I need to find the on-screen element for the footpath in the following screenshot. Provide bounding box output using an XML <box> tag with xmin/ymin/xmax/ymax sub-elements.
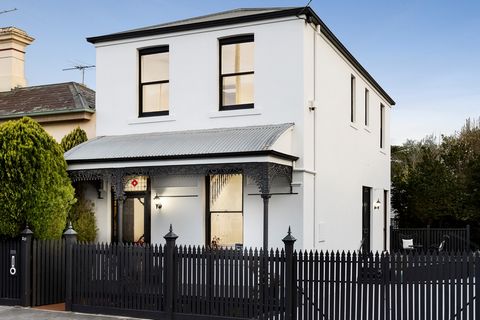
<box><xmin>0</xmin><ymin>306</ymin><xmax>145</xmax><ymax>320</ymax></box>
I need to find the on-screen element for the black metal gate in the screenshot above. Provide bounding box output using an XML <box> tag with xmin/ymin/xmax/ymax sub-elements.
<box><xmin>31</xmin><ymin>239</ymin><xmax>66</xmax><ymax>306</ymax></box>
<box><xmin>0</xmin><ymin>239</ymin><xmax>21</xmax><ymax>305</ymax></box>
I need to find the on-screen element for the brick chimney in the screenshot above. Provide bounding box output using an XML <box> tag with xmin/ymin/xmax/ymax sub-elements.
<box><xmin>0</xmin><ymin>27</ymin><xmax>34</xmax><ymax>92</ymax></box>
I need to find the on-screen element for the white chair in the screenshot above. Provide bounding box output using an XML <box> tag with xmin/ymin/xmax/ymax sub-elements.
<box><xmin>401</xmin><ymin>238</ymin><xmax>415</xmax><ymax>250</ymax></box>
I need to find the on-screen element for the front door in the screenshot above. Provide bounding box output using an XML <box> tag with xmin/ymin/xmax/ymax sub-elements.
<box><xmin>123</xmin><ymin>196</ymin><xmax>147</xmax><ymax>243</ymax></box>
<box><xmin>362</xmin><ymin>186</ymin><xmax>371</xmax><ymax>253</ymax></box>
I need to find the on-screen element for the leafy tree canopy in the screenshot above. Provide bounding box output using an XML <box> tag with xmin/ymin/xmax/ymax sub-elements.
<box><xmin>60</xmin><ymin>126</ymin><xmax>88</xmax><ymax>152</ymax></box>
<box><xmin>0</xmin><ymin>117</ymin><xmax>75</xmax><ymax>239</ymax></box>
<box><xmin>392</xmin><ymin>119</ymin><xmax>480</xmax><ymax>247</ymax></box>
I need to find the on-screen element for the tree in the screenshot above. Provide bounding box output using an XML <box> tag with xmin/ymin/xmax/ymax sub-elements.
<box><xmin>60</xmin><ymin>126</ymin><xmax>88</xmax><ymax>152</ymax></box>
<box><xmin>391</xmin><ymin>118</ymin><xmax>480</xmax><ymax>248</ymax></box>
<box><xmin>61</xmin><ymin>127</ymin><xmax>96</xmax><ymax>241</ymax></box>
<box><xmin>391</xmin><ymin>136</ymin><xmax>441</xmax><ymax>226</ymax></box>
<box><xmin>0</xmin><ymin>117</ymin><xmax>75</xmax><ymax>239</ymax></box>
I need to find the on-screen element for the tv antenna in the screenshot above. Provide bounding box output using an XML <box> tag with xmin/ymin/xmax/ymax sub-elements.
<box><xmin>62</xmin><ymin>65</ymin><xmax>95</xmax><ymax>85</ymax></box>
<box><xmin>0</xmin><ymin>8</ymin><xmax>18</xmax><ymax>15</ymax></box>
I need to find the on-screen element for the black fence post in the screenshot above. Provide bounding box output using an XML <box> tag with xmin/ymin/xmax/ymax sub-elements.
<box><xmin>20</xmin><ymin>226</ymin><xmax>33</xmax><ymax>307</ymax></box>
<box><xmin>283</xmin><ymin>227</ymin><xmax>297</xmax><ymax>320</ymax></box>
<box><xmin>63</xmin><ymin>222</ymin><xmax>77</xmax><ymax>311</ymax></box>
<box><xmin>466</xmin><ymin>225</ymin><xmax>471</xmax><ymax>251</ymax></box>
<box><xmin>164</xmin><ymin>224</ymin><xmax>178</xmax><ymax>319</ymax></box>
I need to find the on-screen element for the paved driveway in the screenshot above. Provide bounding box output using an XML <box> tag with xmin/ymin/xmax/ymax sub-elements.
<box><xmin>0</xmin><ymin>306</ymin><xmax>146</xmax><ymax>320</ymax></box>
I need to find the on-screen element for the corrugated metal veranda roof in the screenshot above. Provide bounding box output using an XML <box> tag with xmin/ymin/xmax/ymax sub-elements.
<box><xmin>65</xmin><ymin>123</ymin><xmax>295</xmax><ymax>163</ymax></box>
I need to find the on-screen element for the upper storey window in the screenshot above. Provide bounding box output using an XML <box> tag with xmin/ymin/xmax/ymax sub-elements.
<box><xmin>219</xmin><ymin>35</ymin><xmax>254</xmax><ymax>110</ymax></box>
<box><xmin>139</xmin><ymin>46</ymin><xmax>169</xmax><ymax>117</ymax></box>
<box><xmin>350</xmin><ymin>75</ymin><xmax>356</xmax><ymax>123</ymax></box>
<box><xmin>380</xmin><ymin>104</ymin><xmax>386</xmax><ymax>148</ymax></box>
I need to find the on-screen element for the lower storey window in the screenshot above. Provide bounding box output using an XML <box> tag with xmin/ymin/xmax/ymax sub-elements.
<box><xmin>222</xmin><ymin>74</ymin><xmax>254</xmax><ymax>107</ymax></box>
<box><xmin>208</xmin><ymin>173</ymin><xmax>243</xmax><ymax>248</ymax></box>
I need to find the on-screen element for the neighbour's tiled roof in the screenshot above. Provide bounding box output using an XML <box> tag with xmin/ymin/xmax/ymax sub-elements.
<box><xmin>65</xmin><ymin>123</ymin><xmax>295</xmax><ymax>163</ymax></box>
<box><xmin>0</xmin><ymin>82</ymin><xmax>95</xmax><ymax>119</ymax></box>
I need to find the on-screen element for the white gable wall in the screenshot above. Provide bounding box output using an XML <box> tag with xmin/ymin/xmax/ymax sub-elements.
<box><xmin>302</xmin><ymin>23</ymin><xmax>391</xmax><ymax>252</ymax></box>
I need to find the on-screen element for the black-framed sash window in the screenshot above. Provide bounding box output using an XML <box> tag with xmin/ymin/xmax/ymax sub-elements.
<box><xmin>139</xmin><ymin>46</ymin><xmax>169</xmax><ymax>117</ymax></box>
<box><xmin>219</xmin><ymin>35</ymin><xmax>254</xmax><ymax>110</ymax></box>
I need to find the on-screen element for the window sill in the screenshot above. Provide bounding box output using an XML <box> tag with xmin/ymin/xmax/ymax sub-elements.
<box><xmin>209</xmin><ymin>108</ymin><xmax>262</xmax><ymax>119</ymax></box>
<box><xmin>379</xmin><ymin>149</ymin><xmax>387</xmax><ymax>155</ymax></box>
<box><xmin>364</xmin><ymin>127</ymin><xmax>371</xmax><ymax>133</ymax></box>
<box><xmin>128</xmin><ymin>115</ymin><xmax>176</xmax><ymax>125</ymax></box>
<box><xmin>349</xmin><ymin>123</ymin><xmax>359</xmax><ymax>130</ymax></box>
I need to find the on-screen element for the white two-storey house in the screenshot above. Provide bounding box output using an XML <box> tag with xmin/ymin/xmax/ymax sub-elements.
<box><xmin>65</xmin><ymin>7</ymin><xmax>395</xmax><ymax>252</ymax></box>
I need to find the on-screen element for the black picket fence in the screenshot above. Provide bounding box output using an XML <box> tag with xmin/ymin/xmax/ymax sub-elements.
<box><xmin>296</xmin><ymin>250</ymin><xmax>479</xmax><ymax>320</ymax></box>
<box><xmin>390</xmin><ymin>225</ymin><xmax>470</xmax><ymax>252</ymax></box>
<box><xmin>68</xmin><ymin>227</ymin><xmax>480</xmax><ymax>320</ymax></box>
<box><xmin>71</xmin><ymin>243</ymin><xmax>288</xmax><ymax>319</ymax></box>
<box><xmin>2</xmin><ymin>226</ymin><xmax>480</xmax><ymax>320</ymax></box>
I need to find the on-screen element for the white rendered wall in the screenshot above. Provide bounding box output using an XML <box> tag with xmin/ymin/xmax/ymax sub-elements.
<box><xmin>150</xmin><ymin>175</ymin><xmax>204</xmax><ymax>245</ymax></box>
<box><xmin>302</xmin><ymin>24</ymin><xmax>391</xmax><ymax>252</ymax></box>
<box><xmin>94</xmin><ymin>18</ymin><xmax>306</xmax><ymax>168</ymax></box>
<box><xmin>243</xmin><ymin>175</ymin><xmax>303</xmax><ymax>250</ymax></box>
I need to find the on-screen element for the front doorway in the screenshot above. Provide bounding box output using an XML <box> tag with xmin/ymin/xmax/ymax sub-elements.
<box><xmin>206</xmin><ymin>174</ymin><xmax>244</xmax><ymax>248</ymax></box>
<box><xmin>362</xmin><ymin>186</ymin><xmax>372</xmax><ymax>253</ymax></box>
<box><xmin>112</xmin><ymin>176</ymin><xmax>151</xmax><ymax>243</ymax></box>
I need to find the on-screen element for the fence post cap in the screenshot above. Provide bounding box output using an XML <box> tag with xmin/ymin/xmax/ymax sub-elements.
<box><xmin>20</xmin><ymin>225</ymin><xmax>33</xmax><ymax>236</ymax></box>
<box><xmin>63</xmin><ymin>221</ymin><xmax>78</xmax><ymax>236</ymax></box>
<box><xmin>282</xmin><ymin>226</ymin><xmax>296</xmax><ymax>244</ymax></box>
<box><xmin>164</xmin><ymin>224</ymin><xmax>178</xmax><ymax>240</ymax></box>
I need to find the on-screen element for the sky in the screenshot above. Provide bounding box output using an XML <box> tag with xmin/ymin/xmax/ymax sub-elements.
<box><xmin>0</xmin><ymin>0</ymin><xmax>479</xmax><ymax>145</ymax></box>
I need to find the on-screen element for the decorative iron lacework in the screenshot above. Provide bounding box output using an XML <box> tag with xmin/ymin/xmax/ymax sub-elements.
<box><xmin>68</xmin><ymin>162</ymin><xmax>292</xmax><ymax>200</ymax></box>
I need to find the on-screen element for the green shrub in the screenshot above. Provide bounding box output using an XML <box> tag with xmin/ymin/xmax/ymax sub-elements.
<box><xmin>61</xmin><ymin>126</ymin><xmax>88</xmax><ymax>152</ymax></box>
<box><xmin>0</xmin><ymin>117</ymin><xmax>75</xmax><ymax>239</ymax></box>
<box><xmin>70</xmin><ymin>195</ymin><xmax>98</xmax><ymax>242</ymax></box>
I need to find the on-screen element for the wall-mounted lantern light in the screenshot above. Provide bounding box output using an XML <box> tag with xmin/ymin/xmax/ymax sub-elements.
<box><xmin>153</xmin><ymin>193</ymin><xmax>162</xmax><ymax>210</ymax></box>
<box><xmin>373</xmin><ymin>198</ymin><xmax>381</xmax><ymax>210</ymax></box>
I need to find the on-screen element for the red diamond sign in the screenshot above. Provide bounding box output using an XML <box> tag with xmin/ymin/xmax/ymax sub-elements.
<box><xmin>131</xmin><ymin>179</ymin><xmax>138</xmax><ymax>187</ymax></box>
